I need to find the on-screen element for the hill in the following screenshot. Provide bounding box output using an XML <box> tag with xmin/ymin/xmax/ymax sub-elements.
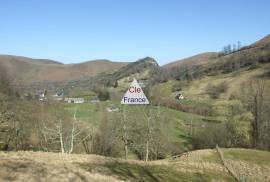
<box><xmin>0</xmin><ymin>55</ymin><xmax>128</xmax><ymax>85</ymax></box>
<box><xmin>0</xmin><ymin>148</ymin><xmax>269</xmax><ymax>181</ymax></box>
<box><xmin>64</xmin><ymin>57</ymin><xmax>159</xmax><ymax>97</ymax></box>
<box><xmin>163</xmin><ymin>52</ymin><xmax>219</xmax><ymax>69</ymax></box>
<box><xmin>248</xmin><ymin>34</ymin><xmax>270</xmax><ymax>48</ymax></box>
<box><xmin>96</xmin><ymin>56</ymin><xmax>159</xmax><ymax>87</ymax></box>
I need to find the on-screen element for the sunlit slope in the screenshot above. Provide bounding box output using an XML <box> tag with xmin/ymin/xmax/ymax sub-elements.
<box><xmin>153</xmin><ymin>63</ymin><xmax>270</xmax><ymax>102</ymax></box>
<box><xmin>163</xmin><ymin>52</ymin><xmax>219</xmax><ymax>69</ymax></box>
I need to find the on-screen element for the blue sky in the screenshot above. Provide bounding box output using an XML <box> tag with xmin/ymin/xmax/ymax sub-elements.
<box><xmin>0</xmin><ymin>0</ymin><xmax>269</xmax><ymax>65</ymax></box>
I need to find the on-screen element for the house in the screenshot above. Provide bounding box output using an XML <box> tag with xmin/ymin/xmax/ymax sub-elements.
<box><xmin>37</xmin><ymin>90</ymin><xmax>47</xmax><ymax>101</ymax></box>
<box><xmin>52</xmin><ymin>91</ymin><xmax>64</xmax><ymax>101</ymax></box>
<box><xmin>56</xmin><ymin>91</ymin><xmax>64</xmax><ymax>97</ymax></box>
<box><xmin>175</xmin><ymin>93</ymin><xmax>184</xmax><ymax>100</ymax></box>
<box><xmin>53</xmin><ymin>96</ymin><xmax>64</xmax><ymax>101</ymax></box>
<box><xmin>138</xmin><ymin>80</ymin><xmax>148</xmax><ymax>88</ymax></box>
<box><xmin>64</xmin><ymin>98</ymin><xmax>85</xmax><ymax>104</ymax></box>
<box><xmin>106</xmin><ymin>104</ymin><xmax>120</xmax><ymax>112</ymax></box>
<box><xmin>90</xmin><ymin>96</ymin><xmax>100</xmax><ymax>103</ymax></box>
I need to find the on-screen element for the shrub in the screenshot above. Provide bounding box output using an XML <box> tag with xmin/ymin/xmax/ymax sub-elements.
<box><xmin>92</xmin><ymin>85</ymin><xmax>111</xmax><ymax>101</ymax></box>
<box><xmin>98</xmin><ymin>90</ymin><xmax>110</xmax><ymax>101</ymax></box>
<box><xmin>206</xmin><ymin>82</ymin><xmax>228</xmax><ymax>99</ymax></box>
<box><xmin>193</xmin><ymin>123</ymin><xmax>227</xmax><ymax>149</ymax></box>
<box><xmin>171</xmin><ymin>81</ymin><xmax>188</xmax><ymax>92</ymax></box>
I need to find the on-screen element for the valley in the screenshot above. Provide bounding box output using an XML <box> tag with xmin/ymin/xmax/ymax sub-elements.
<box><xmin>0</xmin><ymin>34</ymin><xmax>270</xmax><ymax>181</ymax></box>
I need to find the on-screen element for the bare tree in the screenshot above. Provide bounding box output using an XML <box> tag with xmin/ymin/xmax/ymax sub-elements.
<box><xmin>249</xmin><ymin>79</ymin><xmax>266</xmax><ymax>147</ymax></box>
<box><xmin>41</xmin><ymin>106</ymin><xmax>86</xmax><ymax>154</ymax></box>
<box><xmin>142</xmin><ymin>105</ymin><xmax>161</xmax><ymax>162</ymax></box>
<box><xmin>80</xmin><ymin>125</ymin><xmax>95</xmax><ymax>154</ymax></box>
<box><xmin>122</xmin><ymin>106</ymin><xmax>129</xmax><ymax>159</ymax></box>
<box><xmin>237</xmin><ymin>41</ymin><xmax>242</xmax><ymax>50</ymax></box>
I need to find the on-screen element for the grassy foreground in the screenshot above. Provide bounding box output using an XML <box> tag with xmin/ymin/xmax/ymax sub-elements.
<box><xmin>0</xmin><ymin>148</ymin><xmax>269</xmax><ymax>181</ymax></box>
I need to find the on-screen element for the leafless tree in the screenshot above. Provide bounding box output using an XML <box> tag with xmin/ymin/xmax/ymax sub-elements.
<box><xmin>41</xmin><ymin>106</ymin><xmax>87</xmax><ymax>154</ymax></box>
<box><xmin>121</xmin><ymin>106</ymin><xmax>129</xmax><ymax>159</ymax></box>
<box><xmin>248</xmin><ymin>79</ymin><xmax>267</xmax><ymax>147</ymax></box>
<box><xmin>142</xmin><ymin>105</ymin><xmax>161</xmax><ymax>162</ymax></box>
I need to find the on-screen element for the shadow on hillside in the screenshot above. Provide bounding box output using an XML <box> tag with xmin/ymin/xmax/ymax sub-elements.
<box><xmin>78</xmin><ymin>160</ymin><xmax>160</xmax><ymax>182</ymax></box>
<box><xmin>76</xmin><ymin>160</ymin><xmax>217</xmax><ymax>182</ymax></box>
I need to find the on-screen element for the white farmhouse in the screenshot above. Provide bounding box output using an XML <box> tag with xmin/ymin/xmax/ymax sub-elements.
<box><xmin>64</xmin><ymin>98</ymin><xmax>85</xmax><ymax>104</ymax></box>
<box><xmin>175</xmin><ymin>93</ymin><xmax>184</xmax><ymax>100</ymax></box>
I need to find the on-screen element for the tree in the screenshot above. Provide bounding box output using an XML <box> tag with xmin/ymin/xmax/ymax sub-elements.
<box><xmin>240</xmin><ymin>79</ymin><xmax>270</xmax><ymax>149</ymax></box>
<box><xmin>248</xmin><ymin>80</ymin><xmax>267</xmax><ymax>147</ymax></box>
<box><xmin>223</xmin><ymin>45</ymin><xmax>232</xmax><ymax>54</ymax></box>
<box><xmin>122</xmin><ymin>106</ymin><xmax>129</xmax><ymax>159</ymax></box>
<box><xmin>225</xmin><ymin>101</ymin><xmax>251</xmax><ymax>147</ymax></box>
<box><xmin>0</xmin><ymin>65</ymin><xmax>13</xmax><ymax>96</ymax></box>
<box><xmin>232</xmin><ymin>44</ymin><xmax>237</xmax><ymax>52</ymax></box>
<box><xmin>40</xmin><ymin>106</ymin><xmax>86</xmax><ymax>154</ymax></box>
<box><xmin>93</xmin><ymin>110</ymin><xmax>121</xmax><ymax>157</ymax></box>
<box><xmin>142</xmin><ymin>105</ymin><xmax>161</xmax><ymax>162</ymax></box>
<box><xmin>237</xmin><ymin>41</ymin><xmax>242</xmax><ymax>50</ymax></box>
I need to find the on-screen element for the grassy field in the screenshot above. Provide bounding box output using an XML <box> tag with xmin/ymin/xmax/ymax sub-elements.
<box><xmin>223</xmin><ymin>148</ymin><xmax>270</xmax><ymax>167</ymax></box>
<box><xmin>63</xmin><ymin>101</ymin><xmax>209</xmax><ymax>151</ymax></box>
<box><xmin>0</xmin><ymin>148</ymin><xmax>269</xmax><ymax>181</ymax></box>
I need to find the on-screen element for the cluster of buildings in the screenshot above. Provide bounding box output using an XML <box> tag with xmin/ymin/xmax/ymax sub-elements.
<box><xmin>31</xmin><ymin>90</ymin><xmax>101</xmax><ymax>104</ymax></box>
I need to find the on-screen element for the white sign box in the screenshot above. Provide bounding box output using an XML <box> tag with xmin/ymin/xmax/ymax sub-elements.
<box><xmin>121</xmin><ymin>79</ymin><xmax>149</xmax><ymax>105</ymax></box>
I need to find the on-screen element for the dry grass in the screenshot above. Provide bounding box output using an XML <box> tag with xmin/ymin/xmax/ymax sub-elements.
<box><xmin>0</xmin><ymin>151</ymin><xmax>123</xmax><ymax>182</ymax></box>
<box><xmin>0</xmin><ymin>149</ymin><xmax>268</xmax><ymax>182</ymax></box>
<box><xmin>0</xmin><ymin>150</ymin><xmax>234</xmax><ymax>182</ymax></box>
<box><xmin>225</xmin><ymin>159</ymin><xmax>270</xmax><ymax>182</ymax></box>
<box><xmin>222</xmin><ymin>148</ymin><xmax>270</xmax><ymax>182</ymax></box>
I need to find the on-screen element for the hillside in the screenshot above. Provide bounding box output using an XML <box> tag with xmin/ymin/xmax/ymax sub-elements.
<box><xmin>0</xmin><ymin>55</ymin><xmax>128</xmax><ymax>85</ymax></box>
<box><xmin>163</xmin><ymin>34</ymin><xmax>270</xmax><ymax>75</ymax></box>
<box><xmin>64</xmin><ymin>57</ymin><xmax>159</xmax><ymax>97</ymax></box>
<box><xmin>154</xmin><ymin>63</ymin><xmax>270</xmax><ymax>101</ymax></box>
<box><xmin>1</xmin><ymin>34</ymin><xmax>269</xmax><ymax>94</ymax></box>
<box><xmin>163</xmin><ymin>52</ymin><xmax>219</xmax><ymax>69</ymax></box>
<box><xmin>0</xmin><ymin>148</ymin><xmax>269</xmax><ymax>182</ymax></box>
<box><xmin>248</xmin><ymin>34</ymin><xmax>270</xmax><ymax>48</ymax></box>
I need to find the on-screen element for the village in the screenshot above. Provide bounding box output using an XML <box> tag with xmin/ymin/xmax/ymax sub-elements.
<box><xmin>21</xmin><ymin>89</ymin><xmax>123</xmax><ymax>112</ymax></box>
<box><xmin>21</xmin><ymin>81</ymin><xmax>185</xmax><ymax>114</ymax></box>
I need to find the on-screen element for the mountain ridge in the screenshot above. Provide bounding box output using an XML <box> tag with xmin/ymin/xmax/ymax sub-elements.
<box><xmin>1</xmin><ymin>34</ymin><xmax>269</xmax><ymax>90</ymax></box>
<box><xmin>0</xmin><ymin>55</ymin><xmax>128</xmax><ymax>85</ymax></box>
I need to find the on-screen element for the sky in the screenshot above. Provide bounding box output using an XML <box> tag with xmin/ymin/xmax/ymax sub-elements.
<box><xmin>0</xmin><ymin>0</ymin><xmax>270</xmax><ymax>65</ymax></box>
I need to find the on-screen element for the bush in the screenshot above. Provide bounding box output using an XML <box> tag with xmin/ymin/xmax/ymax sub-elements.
<box><xmin>171</xmin><ymin>81</ymin><xmax>187</xmax><ymax>92</ymax></box>
<box><xmin>193</xmin><ymin>102</ymin><xmax>251</xmax><ymax>149</ymax></box>
<box><xmin>206</xmin><ymin>82</ymin><xmax>228</xmax><ymax>99</ymax></box>
<box><xmin>193</xmin><ymin>123</ymin><xmax>227</xmax><ymax>149</ymax></box>
<box><xmin>155</xmin><ymin>98</ymin><xmax>213</xmax><ymax>117</ymax></box>
<box><xmin>92</xmin><ymin>85</ymin><xmax>111</xmax><ymax>101</ymax></box>
<box><xmin>98</xmin><ymin>91</ymin><xmax>110</xmax><ymax>101</ymax></box>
